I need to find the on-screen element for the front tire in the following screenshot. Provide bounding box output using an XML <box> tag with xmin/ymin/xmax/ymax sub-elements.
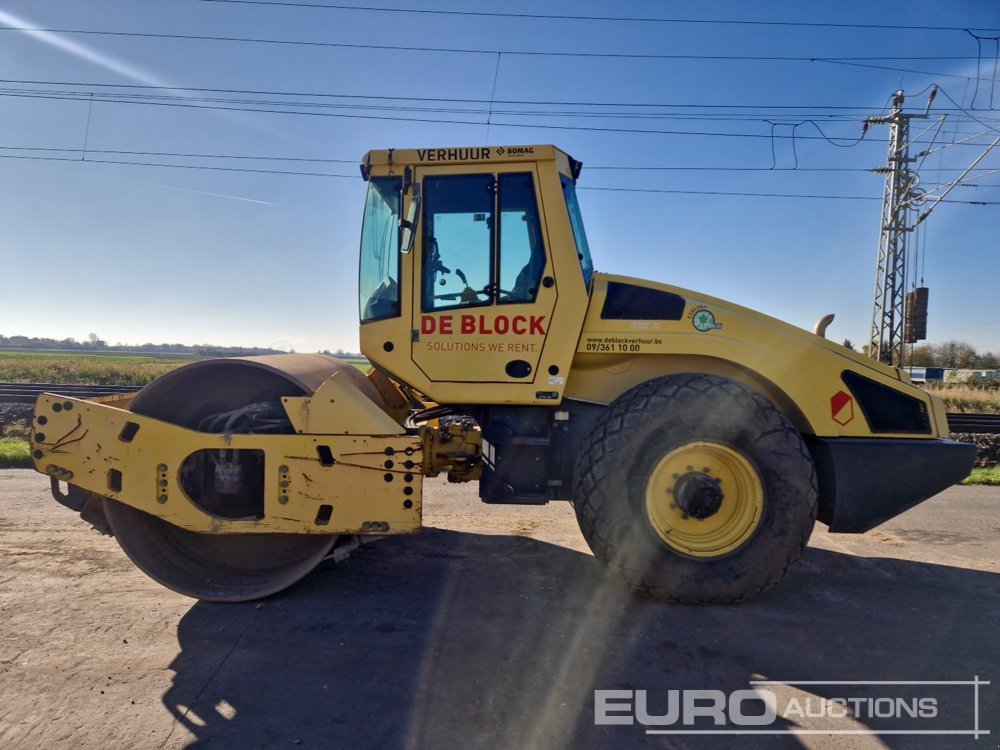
<box><xmin>573</xmin><ymin>374</ymin><xmax>817</xmax><ymax>603</ymax></box>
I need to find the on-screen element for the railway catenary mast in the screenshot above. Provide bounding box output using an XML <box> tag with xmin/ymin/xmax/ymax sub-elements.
<box><xmin>866</xmin><ymin>90</ymin><xmax>929</xmax><ymax>366</ymax></box>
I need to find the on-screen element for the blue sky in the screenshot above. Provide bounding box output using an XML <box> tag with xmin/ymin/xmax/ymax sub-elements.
<box><xmin>1</xmin><ymin>0</ymin><xmax>997</xmax><ymax>354</ymax></box>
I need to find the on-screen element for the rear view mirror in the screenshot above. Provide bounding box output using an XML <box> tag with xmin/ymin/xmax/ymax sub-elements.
<box><xmin>400</xmin><ymin>195</ymin><xmax>420</xmax><ymax>254</ymax></box>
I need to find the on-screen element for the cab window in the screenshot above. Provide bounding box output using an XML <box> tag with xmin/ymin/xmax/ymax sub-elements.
<box><xmin>498</xmin><ymin>173</ymin><xmax>545</xmax><ymax>304</ymax></box>
<box><xmin>359</xmin><ymin>177</ymin><xmax>401</xmax><ymax>322</ymax></box>
<box><xmin>422</xmin><ymin>172</ymin><xmax>546</xmax><ymax>311</ymax></box>
<box><xmin>422</xmin><ymin>174</ymin><xmax>494</xmax><ymax>312</ymax></box>
<box><xmin>561</xmin><ymin>175</ymin><xmax>594</xmax><ymax>286</ymax></box>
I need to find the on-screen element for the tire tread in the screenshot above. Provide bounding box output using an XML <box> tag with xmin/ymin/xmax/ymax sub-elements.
<box><xmin>573</xmin><ymin>374</ymin><xmax>817</xmax><ymax>604</ymax></box>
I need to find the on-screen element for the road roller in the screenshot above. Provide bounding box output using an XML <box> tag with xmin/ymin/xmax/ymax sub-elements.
<box><xmin>30</xmin><ymin>144</ymin><xmax>975</xmax><ymax>602</ymax></box>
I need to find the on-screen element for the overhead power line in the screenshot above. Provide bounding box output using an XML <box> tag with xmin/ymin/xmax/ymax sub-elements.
<box><xmin>0</xmin><ymin>152</ymin><xmax>355</xmax><ymax>178</ymax></box>
<box><xmin>196</xmin><ymin>1</ymin><xmax>1000</xmax><ymax>34</ymax></box>
<box><xmin>587</xmin><ymin>165</ymin><xmax>994</xmax><ymax>173</ymax></box>
<box><xmin>0</xmin><ymin>145</ymin><xmax>991</xmax><ymax>175</ymax></box>
<box><xmin>0</xmin><ymin>145</ymin><xmax>355</xmax><ymax>163</ymax></box>
<box><xmin>0</xmin><ymin>89</ymin><xmax>873</xmax><ymax>142</ymax></box>
<box><xmin>3</xmin><ymin>152</ymin><xmax>997</xmax><ymax>206</ymax></box>
<box><xmin>0</xmin><ymin>90</ymin><xmax>866</xmax><ymax>123</ymax></box>
<box><xmin>4</xmin><ymin>85</ymin><xmax>999</xmax><ymax>130</ymax></box>
<box><xmin>579</xmin><ymin>185</ymin><xmax>1000</xmax><ymax>204</ymax></box>
<box><xmin>814</xmin><ymin>59</ymin><xmax>972</xmax><ymax>80</ymax></box>
<box><xmin>935</xmin><ymin>85</ymin><xmax>1000</xmax><ymax>132</ymax></box>
<box><xmin>11</xmin><ymin>88</ymin><xmax>998</xmax><ymax>132</ymax></box>
<box><xmin>4</xmin><ymin>78</ymin><xmax>995</xmax><ymax>114</ymax></box>
<box><xmin>10</xmin><ymin>89</ymin><xmax>999</xmax><ymax>147</ymax></box>
<box><xmin>0</xmin><ymin>26</ymin><xmax>983</xmax><ymax>64</ymax></box>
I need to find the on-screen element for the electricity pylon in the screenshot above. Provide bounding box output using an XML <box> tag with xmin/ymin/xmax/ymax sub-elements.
<box><xmin>867</xmin><ymin>90</ymin><xmax>928</xmax><ymax>366</ymax></box>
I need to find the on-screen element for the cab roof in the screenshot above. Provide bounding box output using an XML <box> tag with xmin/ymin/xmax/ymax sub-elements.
<box><xmin>360</xmin><ymin>144</ymin><xmax>582</xmax><ymax>181</ymax></box>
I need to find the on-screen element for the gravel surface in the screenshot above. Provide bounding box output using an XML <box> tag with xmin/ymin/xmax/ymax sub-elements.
<box><xmin>1</xmin><ymin>471</ymin><xmax>997</xmax><ymax>749</ymax></box>
<box><xmin>0</xmin><ymin>404</ymin><xmax>32</xmax><ymax>438</ymax></box>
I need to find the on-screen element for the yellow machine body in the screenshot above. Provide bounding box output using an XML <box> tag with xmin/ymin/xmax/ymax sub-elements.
<box><xmin>357</xmin><ymin>145</ymin><xmax>947</xmax><ymax>440</ymax></box>
<box><xmin>29</xmin><ymin>143</ymin><xmax>975</xmax><ymax>603</ymax></box>
<box><xmin>568</xmin><ymin>274</ymin><xmax>952</xmax><ymax>439</ymax></box>
<box><xmin>34</xmin><ymin>384</ymin><xmax>421</xmax><ymax>535</ymax></box>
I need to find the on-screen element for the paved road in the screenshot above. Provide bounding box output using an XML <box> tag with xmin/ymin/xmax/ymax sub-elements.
<box><xmin>0</xmin><ymin>470</ymin><xmax>997</xmax><ymax>749</ymax></box>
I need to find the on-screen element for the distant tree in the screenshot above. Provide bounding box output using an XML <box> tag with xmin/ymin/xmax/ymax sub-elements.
<box><xmin>973</xmin><ymin>351</ymin><xmax>1000</xmax><ymax>369</ymax></box>
<box><xmin>909</xmin><ymin>344</ymin><xmax>936</xmax><ymax>366</ymax></box>
<box><xmin>936</xmin><ymin>340</ymin><xmax>978</xmax><ymax>368</ymax></box>
<box><xmin>841</xmin><ymin>338</ymin><xmax>854</xmax><ymax>351</ymax></box>
<box><xmin>899</xmin><ymin>341</ymin><xmax>1000</xmax><ymax>369</ymax></box>
<box><xmin>0</xmin><ymin>333</ymin><xmax>286</xmax><ymax>357</ymax></box>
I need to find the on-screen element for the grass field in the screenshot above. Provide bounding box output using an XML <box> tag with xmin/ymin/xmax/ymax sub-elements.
<box><xmin>0</xmin><ymin>351</ymin><xmax>370</xmax><ymax>385</ymax></box>
<box><xmin>0</xmin><ymin>438</ymin><xmax>30</xmax><ymax>469</ymax></box>
<box><xmin>0</xmin><ymin>352</ymin><xmax>190</xmax><ymax>386</ymax></box>
<box><xmin>0</xmin><ymin>352</ymin><xmax>370</xmax><ymax>471</ymax></box>
<box><xmin>962</xmin><ymin>467</ymin><xmax>1000</xmax><ymax>485</ymax></box>
<box><xmin>922</xmin><ymin>383</ymin><xmax>1000</xmax><ymax>414</ymax></box>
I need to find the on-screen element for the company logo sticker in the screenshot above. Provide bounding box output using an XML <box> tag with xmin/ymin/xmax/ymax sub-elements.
<box><xmin>690</xmin><ymin>307</ymin><xmax>722</xmax><ymax>332</ymax></box>
<box><xmin>831</xmin><ymin>390</ymin><xmax>855</xmax><ymax>425</ymax></box>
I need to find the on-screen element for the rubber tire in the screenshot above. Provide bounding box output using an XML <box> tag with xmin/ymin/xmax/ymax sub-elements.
<box><xmin>573</xmin><ymin>373</ymin><xmax>817</xmax><ymax>603</ymax></box>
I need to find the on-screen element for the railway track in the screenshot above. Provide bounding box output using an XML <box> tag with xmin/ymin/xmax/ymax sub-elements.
<box><xmin>2</xmin><ymin>382</ymin><xmax>1000</xmax><ymax>433</ymax></box>
<box><xmin>0</xmin><ymin>382</ymin><xmax>141</xmax><ymax>404</ymax></box>
<box><xmin>944</xmin><ymin>413</ymin><xmax>1000</xmax><ymax>434</ymax></box>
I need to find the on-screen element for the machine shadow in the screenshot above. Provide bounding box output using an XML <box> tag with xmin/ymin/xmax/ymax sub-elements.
<box><xmin>165</xmin><ymin>528</ymin><xmax>999</xmax><ymax>750</ymax></box>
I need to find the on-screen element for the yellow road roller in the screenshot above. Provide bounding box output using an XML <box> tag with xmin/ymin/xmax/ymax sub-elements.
<box><xmin>30</xmin><ymin>145</ymin><xmax>975</xmax><ymax>602</ymax></box>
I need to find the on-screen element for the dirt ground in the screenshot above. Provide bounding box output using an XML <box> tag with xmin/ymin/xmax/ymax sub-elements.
<box><xmin>0</xmin><ymin>470</ymin><xmax>997</xmax><ymax>750</ymax></box>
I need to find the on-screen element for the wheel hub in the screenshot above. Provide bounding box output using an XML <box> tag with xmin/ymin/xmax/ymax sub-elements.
<box><xmin>644</xmin><ymin>441</ymin><xmax>764</xmax><ymax>558</ymax></box>
<box><xmin>673</xmin><ymin>472</ymin><xmax>724</xmax><ymax>519</ymax></box>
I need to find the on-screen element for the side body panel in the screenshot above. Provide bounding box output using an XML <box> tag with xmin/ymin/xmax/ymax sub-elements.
<box><xmin>567</xmin><ymin>274</ymin><xmax>950</xmax><ymax>439</ymax></box>
<box><xmin>33</xmin><ymin>392</ymin><xmax>422</xmax><ymax>535</ymax></box>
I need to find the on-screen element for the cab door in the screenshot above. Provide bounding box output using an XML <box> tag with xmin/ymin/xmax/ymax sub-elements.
<box><xmin>411</xmin><ymin>165</ymin><xmax>556</xmax><ymax>384</ymax></box>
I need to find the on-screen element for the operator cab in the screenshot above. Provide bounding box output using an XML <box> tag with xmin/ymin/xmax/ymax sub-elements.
<box><xmin>357</xmin><ymin>145</ymin><xmax>593</xmax><ymax>405</ymax></box>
